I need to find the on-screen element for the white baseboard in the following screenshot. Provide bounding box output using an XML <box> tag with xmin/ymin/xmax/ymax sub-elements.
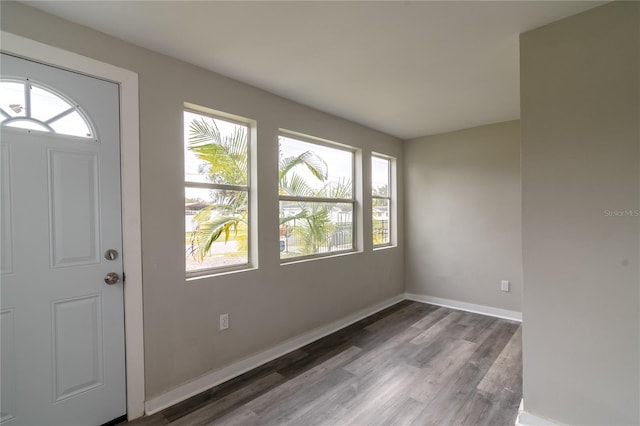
<box><xmin>516</xmin><ymin>399</ymin><xmax>564</xmax><ymax>426</ymax></box>
<box><xmin>405</xmin><ymin>293</ymin><xmax>522</xmax><ymax>322</ymax></box>
<box><xmin>144</xmin><ymin>293</ymin><xmax>405</xmax><ymax>415</ymax></box>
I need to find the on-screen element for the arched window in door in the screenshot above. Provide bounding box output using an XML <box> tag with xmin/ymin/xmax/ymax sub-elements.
<box><xmin>0</xmin><ymin>79</ymin><xmax>96</xmax><ymax>140</ymax></box>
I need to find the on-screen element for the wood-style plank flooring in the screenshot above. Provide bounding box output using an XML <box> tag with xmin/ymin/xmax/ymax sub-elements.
<box><xmin>126</xmin><ymin>301</ymin><xmax>522</xmax><ymax>426</ymax></box>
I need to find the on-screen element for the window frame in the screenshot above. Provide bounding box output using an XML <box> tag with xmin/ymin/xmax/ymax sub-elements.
<box><xmin>278</xmin><ymin>131</ymin><xmax>358</xmax><ymax>263</ymax></box>
<box><xmin>184</xmin><ymin>106</ymin><xmax>253</xmax><ymax>278</ymax></box>
<box><xmin>372</xmin><ymin>153</ymin><xmax>393</xmax><ymax>249</ymax></box>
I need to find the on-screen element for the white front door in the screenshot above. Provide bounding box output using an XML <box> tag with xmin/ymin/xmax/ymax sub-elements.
<box><xmin>0</xmin><ymin>53</ymin><xmax>126</xmax><ymax>425</ymax></box>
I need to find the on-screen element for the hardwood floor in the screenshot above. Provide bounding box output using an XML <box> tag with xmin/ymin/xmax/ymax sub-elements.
<box><xmin>126</xmin><ymin>301</ymin><xmax>522</xmax><ymax>426</ymax></box>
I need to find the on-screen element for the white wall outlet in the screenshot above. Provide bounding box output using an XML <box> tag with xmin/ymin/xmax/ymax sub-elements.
<box><xmin>501</xmin><ymin>280</ymin><xmax>510</xmax><ymax>292</ymax></box>
<box><xmin>219</xmin><ymin>313</ymin><xmax>229</xmax><ymax>330</ymax></box>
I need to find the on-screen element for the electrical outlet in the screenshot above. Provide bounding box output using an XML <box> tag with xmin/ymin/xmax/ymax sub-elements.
<box><xmin>501</xmin><ymin>280</ymin><xmax>510</xmax><ymax>292</ymax></box>
<box><xmin>219</xmin><ymin>313</ymin><xmax>229</xmax><ymax>330</ymax></box>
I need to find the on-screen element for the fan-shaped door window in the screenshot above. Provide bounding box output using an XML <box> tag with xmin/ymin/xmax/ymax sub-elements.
<box><xmin>0</xmin><ymin>79</ymin><xmax>95</xmax><ymax>139</ymax></box>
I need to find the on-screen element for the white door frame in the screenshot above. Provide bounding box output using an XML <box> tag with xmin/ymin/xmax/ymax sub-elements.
<box><xmin>1</xmin><ymin>31</ymin><xmax>145</xmax><ymax>420</ymax></box>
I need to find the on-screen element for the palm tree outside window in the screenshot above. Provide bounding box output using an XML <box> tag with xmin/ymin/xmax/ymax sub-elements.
<box><xmin>184</xmin><ymin>109</ymin><xmax>251</xmax><ymax>275</ymax></box>
<box><xmin>278</xmin><ymin>134</ymin><xmax>356</xmax><ymax>260</ymax></box>
<box><xmin>184</xmin><ymin>108</ymin><xmax>358</xmax><ymax>271</ymax></box>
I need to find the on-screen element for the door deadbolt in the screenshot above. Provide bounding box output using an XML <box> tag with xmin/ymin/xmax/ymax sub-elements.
<box><xmin>104</xmin><ymin>249</ymin><xmax>119</xmax><ymax>261</ymax></box>
<box><xmin>104</xmin><ymin>272</ymin><xmax>120</xmax><ymax>285</ymax></box>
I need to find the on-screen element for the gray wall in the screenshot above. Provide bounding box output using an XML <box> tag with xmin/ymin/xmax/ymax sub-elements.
<box><xmin>520</xmin><ymin>2</ymin><xmax>639</xmax><ymax>424</ymax></box>
<box><xmin>404</xmin><ymin>121</ymin><xmax>522</xmax><ymax>313</ymax></box>
<box><xmin>0</xmin><ymin>2</ymin><xmax>405</xmax><ymax>399</ymax></box>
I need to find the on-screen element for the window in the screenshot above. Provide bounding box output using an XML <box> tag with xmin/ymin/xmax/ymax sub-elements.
<box><xmin>279</xmin><ymin>134</ymin><xmax>355</xmax><ymax>260</ymax></box>
<box><xmin>372</xmin><ymin>154</ymin><xmax>392</xmax><ymax>247</ymax></box>
<box><xmin>0</xmin><ymin>79</ymin><xmax>94</xmax><ymax>139</ymax></box>
<box><xmin>184</xmin><ymin>109</ymin><xmax>250</xmax><ymax>275</ymax></box>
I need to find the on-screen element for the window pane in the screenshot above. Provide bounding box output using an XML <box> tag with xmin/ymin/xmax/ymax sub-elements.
<box><xmin>373</xmin><ymin>198</ymin><xmax>390</xmax><ymax>245</ymax></box>
<box><xmin>0</xmin><ymin>82</ymin><xmax>25</xmax><ymax>118</ymax></box>
<box><xmin>30</xmin><ymin>85</ymin><xmax>72</xmax><ymax>122</ymax></box>
<box><xmin>5</xmin><ymin>119</ymin><xmax>49</xmax><ymax>132</ymax></box>
<box><xmin>279</xmin><ymin>136</ymin><xmax>353</xmax><ymax>199</ymax></box>
<box><xmin>186</xmin><ymin>187</ymin><xmax>248</xmax><ymax>272</ymax></box>
<box><xmin>184</xmin><ymin>111</ymin><xmax>248</xmax><ymax>186</ymax></box>
<box><xmin>280</xmin><ymin>200</ymin><xmax>353</xmax><ymax>259</ymax></box>
<box><xmin>372</xmin><ymin>156</ymin><xmax>390</xmax><ymax>197</ymax></box>
<box><xmin>49</xmin><ymin>110</ymin><xmax>93</xmax><ymax>138</ymax></box>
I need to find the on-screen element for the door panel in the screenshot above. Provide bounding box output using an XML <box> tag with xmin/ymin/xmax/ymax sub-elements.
<box><xmin>52</xmin><ymin>294</ymin><xmax>103</xmax><ymax>402</ymax></box>
<box><xmin>0</xmin><ymin>53</ymin><xmax>125</xmax><ymax>425</ymax></box>
<box><xmin>0</xmin><ymin>309</ymin><xmax>16</xmax><ymax>423</ymax></box>
<box><xmin>48</xmin><ymin>150</ymin><xmax>100</xmax><ymax>268</ymax></box>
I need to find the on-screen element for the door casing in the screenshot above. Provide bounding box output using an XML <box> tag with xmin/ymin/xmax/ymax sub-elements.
<box><xmin>0</xmin><ymin>31</ymin><xmax>145</xmax><ymax>420</ymax></box>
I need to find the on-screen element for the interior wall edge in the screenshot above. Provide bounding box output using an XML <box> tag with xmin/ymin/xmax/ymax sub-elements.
<box><xmin>405</xmin><ymin>292</ymin><xmax>522</xmax><ymax>322</ymax></box>
<box><xmin>516</xmin><ymin>400</ymin><xmax>565</xmax><ymax>426</ymax></box>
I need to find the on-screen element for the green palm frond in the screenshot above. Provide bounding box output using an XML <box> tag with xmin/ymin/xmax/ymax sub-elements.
<box><xmin>188</xmin><ymin>118</ymin><xmax>221</xmax><ymax>146</ymax></box>
<box><xmin>302</xmin><ymin>207</ymin><xmax>331</xmax><ymax>253</ymax></box>
<box><xmin>320</xmin><ymin>177</ymin><xmax>353</xmax><ymax>199</ymax></box>
<box><xmin>189</xmin><ymin>213</ymin><xmax>244</xmax><ymax>262</ymax></box>
<box><xmin>188</xmin><ymin>118</ymin><xmax>248</xmax><ymax>186</ymax></box>
<box><xmin>278</xmin><ymin>151</ymin><xmax>328</xmax><ymax>185</ymax></box>
<box><xmin>280</xmin><ymin>172</ymin><xmax>317</xmax><ymax>197</ymax></box>
<box><xmin>279</xmin><ymin>207</ymin><xmax>310</xmax><ymax>225</ymax></box>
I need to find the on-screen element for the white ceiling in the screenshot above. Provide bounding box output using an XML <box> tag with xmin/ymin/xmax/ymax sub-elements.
<box><xmin>25</xmin><ymin>1</ymin><xmax>603</xmax><ymax>139</ymax></box>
